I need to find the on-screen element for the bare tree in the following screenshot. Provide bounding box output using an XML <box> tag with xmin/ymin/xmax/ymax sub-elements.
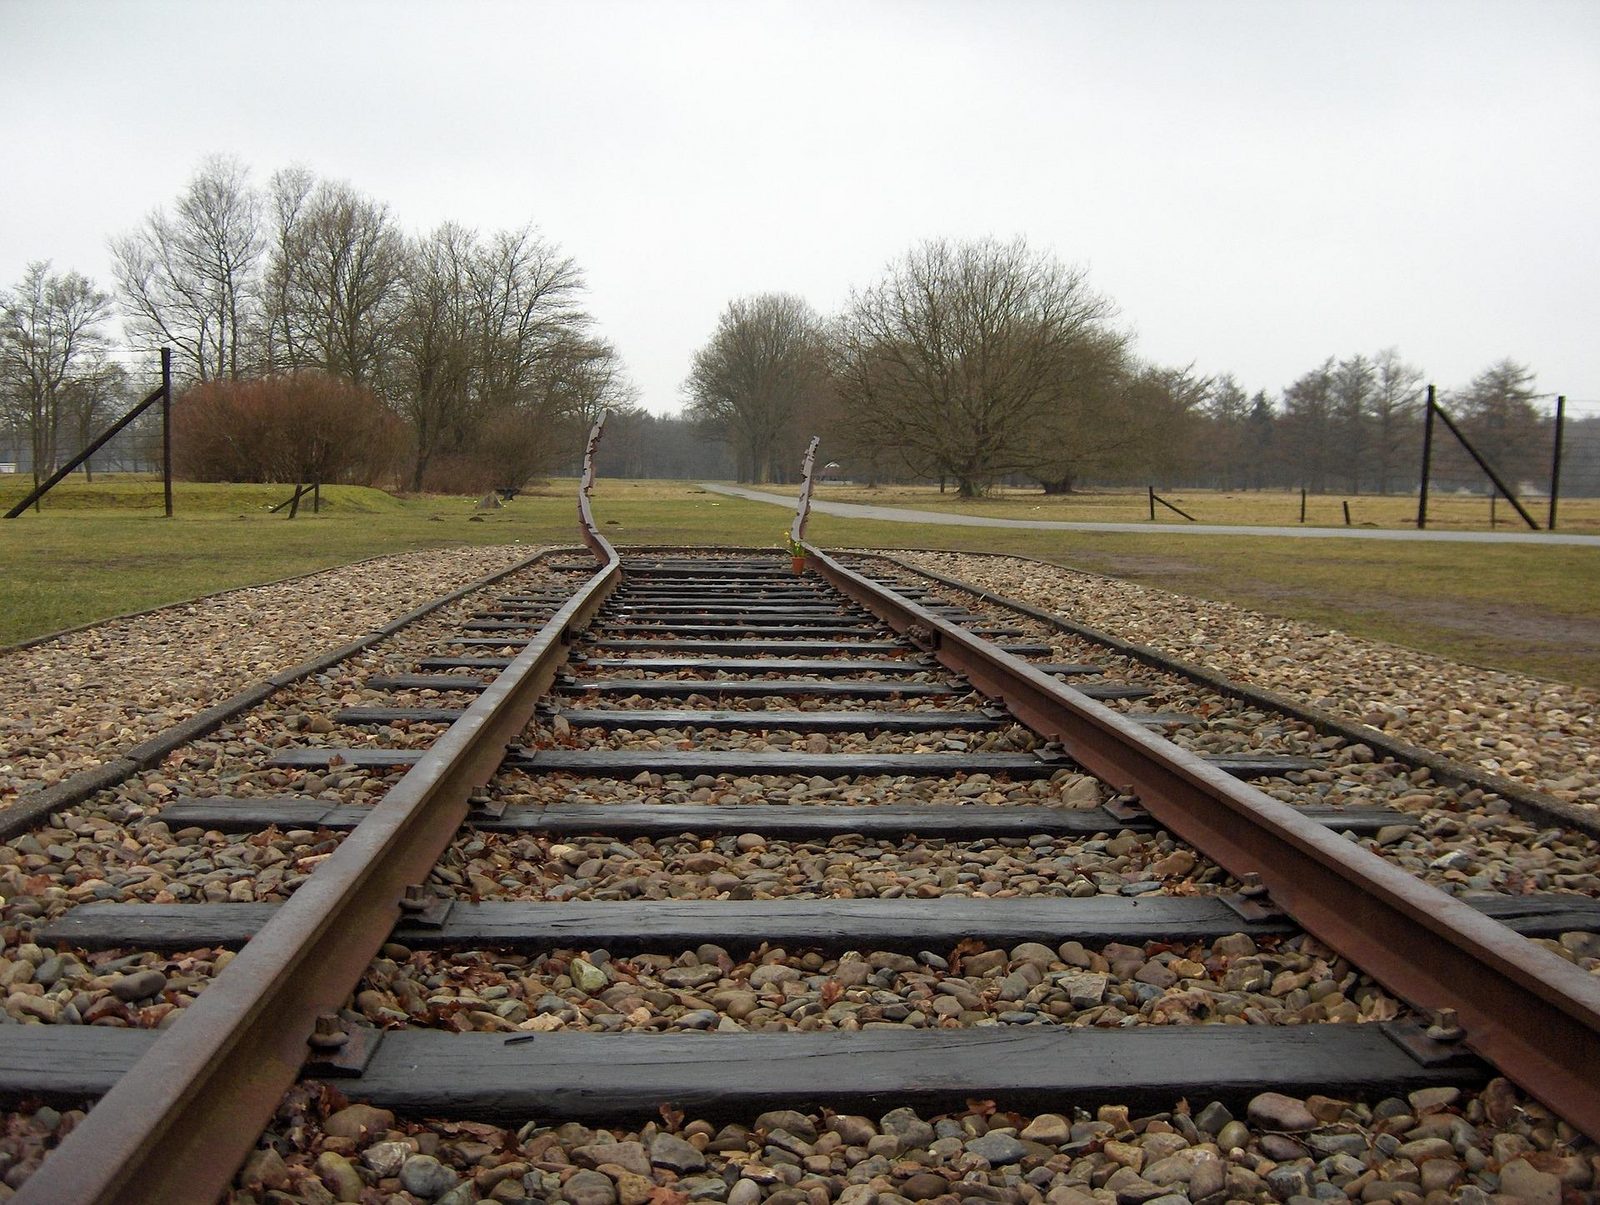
<box><xmin>261</xmin><ymin>165</ymin><xmax>316</xmax><ymax>372</ymax></box>
<box><xmin>110</xmin><ymin>155</ymin><xmax>263</xmax><ymax>382</ymax></box>
<box><xmin>686</xmin><ymin>293</ymin><xmax>831</xmax><ymax>484</ymax></box>
<box><xmin>60</xmin><ymin>355</ymin><xmax>130</xmax><ymax>481</ymax></box>
<box><xmin>386</xmin><ymin>223</ymin><xmax>601</xmax><ymax>491</ymax></box>
<box><xmin>1120</xmin><ymin>364</ymin><xmax>1210</xmax><ymax>483</ymax></box>
<box><xmin>1370</xmin><ymin>348</ymin><xmax>1423</xmax><ymax>493</ymax></box>
<box><xmin>1278</xmin><ymin>359</ymin><xmax>1337</xmax><ymax>492</ymax></box>
<box><xmin>88</xmin><ymin>157</ymin><xmax>625</xmax><ymax>495</ymax></box>
<box><xmin>1332</xmin><ymin>353</ymin><xmax>1375</xmax><ymax>493</ymax></box>
<box><xmin>390</xmin><ymin>224</ymin><xmax>478</xmax><ymax>490</ymax></box>
<box><xmin>471</xmin><ymin>226</ymin><xmax>586</xmax><ymax>411</ymax></box>
<box><xmin>837</xmin><ymin>238</ymin><xmax>1118</xmax><ymax>496</ymax></box>
<box><xmin>0</xmin><ymin>262</ymin><xmax>113</xmax><ymax>493</ymax></box>
<box><xmin>1244</xmin><ymin>391</ymin><xmax>1277</xmax><ymax>489</ymax></box>
<box><xmin>273</xmin><ymin>179</ymin><xmax>405</xmax><ymax>386</ymax></box>
<box><xmin>539</xmin><ymin>333</ymin><xmax>634</xmax><ymax>428</ymax></box>
<box><xmin>478</xmin><ymin>334</ymin><xmax>631</xmax><ymax>493</ymax></box>
<box><xmin>1022</xmin><ymin>328</ymin><xmax>1140</xmax><ymax>494</ymax></box>
<box><xmin>1447</xmin><ymin>359</ymin><xmax>1545</xmax><ymax>486</ymax></box>
<box><xmin>1198</xmin><ymin>373</ymin><xmax>1252</xmax><ymax>490</ymax></box>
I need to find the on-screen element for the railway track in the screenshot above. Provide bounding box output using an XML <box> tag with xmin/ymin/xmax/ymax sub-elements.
<box><xmin>0</xmin><ymin>479</ymin><xmax>1597</xmax><ymax>1203</ymax></box>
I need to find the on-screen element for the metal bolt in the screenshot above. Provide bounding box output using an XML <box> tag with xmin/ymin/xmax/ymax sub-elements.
<box><xmin>399</xmin><ymin>884</ymin><xmax>430</xmax><ymax>912</ymax></box>
<box><xmin>308</xmin><ymin>1013</ymin><xmax>349</xmax><ymax>1050</ymax></box>
<box><xmin>1426</xmin><ymin>1007</ymin><xmax>1464</xmax><ymax>1042</ymax></box>
<box><xmin>1240</xmin><ymin>872</ymin><xmax>1268</xmax><ymax>899</ymax></box>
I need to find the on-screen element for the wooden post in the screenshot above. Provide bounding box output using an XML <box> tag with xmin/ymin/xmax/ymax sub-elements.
<box><xmin>1342</xmin><ymin>500</ymin><xmax>1351</xmax><ymax>526</ymax></box>
<box><xmin>161</xmin><ymin>347</ymin><xmax>173</xmax><ymax>518</ymax></box>
<box><xmin>1417</xmin><ymin>385</ymin><xmax>1435</xmax><ymax>529</ymax></box>
<box><xmin>1428</xmin><ymin>398</ymin><xmax>1540</xmax><ymax>530</ymax></box>
<box><xmin>1148</xmin><ymin>486</ymin><xmax>1156</xmax><ymax>521</ymax></box>
<box><xmin>313</xmin><ymin>477</ymin><xmax>321</xmax><ymax>514</ymax></box>
<box><xmin>1299</xmin><ymin>487</ymin><xmax>1307</xmax><ymax>524</ymax></box>
<box><xmin>1549</xmin><ymin>396</ymin><xmax>1565</xmax><ymax>531</ymax></box>
<box><xmin>1490</xmin><ymin>488</ymin><xmax>1497</xmax><ymax>528</ymax></box>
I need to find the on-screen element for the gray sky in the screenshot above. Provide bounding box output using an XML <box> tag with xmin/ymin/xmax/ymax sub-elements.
<box><xmin>3</xmin><ymin>0</ymin><xmax>1597</xmax><ymax>411</ymax></box>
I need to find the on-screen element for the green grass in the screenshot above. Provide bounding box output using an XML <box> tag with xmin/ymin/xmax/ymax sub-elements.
<box><xmin>3</xmin><ymin>476</ymin><xmax>1597</xmax><ymax>689</ymax></box>
<box><xmin>0</xmin><ymin>476</ymin><xmax>410</xmax><ymax>514</ymax></box>
<box><xmin>757</xmin><ymin>482</ymin><xmax>1600</xmax><ymax>534</ymax></box>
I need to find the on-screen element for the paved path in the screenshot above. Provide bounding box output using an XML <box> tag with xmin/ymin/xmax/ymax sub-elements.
<box><xmin>702</xmin><ymin>484</ymin><xmax>1600</xmax><ymax>547</ymax></box>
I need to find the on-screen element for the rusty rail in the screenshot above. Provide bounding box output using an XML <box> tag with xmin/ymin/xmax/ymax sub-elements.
<box><xmin>809</xmin><ymin>544</ymin><xmax>1600</xmax><ymax>1141</ymax></box>
<box><xmin>578</xmin><ymin>410</ymin><xmax>609</xmax><ymax>560</ymax></box>
<box><xmin>789</xmin><ymin>435</ymin><xmax>821</xmax><ymax>546</ymax></box>
<box><xmin>19</xmin><ymin>493</ymin><xmax>619</xmax><ymax>1204</ymax></box>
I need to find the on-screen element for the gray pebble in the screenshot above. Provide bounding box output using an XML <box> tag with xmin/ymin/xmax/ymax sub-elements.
<box><xmin>965</xmin><ymin>1133</ymin><xmax>1027</xmax><ymax>1164</ymax></box>
<box><xmin>399</xmin><ymin>1153</ymin><xmax>459</xmax><ymax>1200</ymax></box>
<box><xmin>563</xmin><ymin>1168</ymin><xmax>619</xmax><ymax>1205</ymax></box>
<box><xmin>111</xmin><ymin>969</ymin><xmax>168</xmax><ymax>1002</ymax></box>
<box><xmin>650</xmin><ymin>1131</ymin><xmax>707</xmax><ymax>1173</ymax></box>
<box><xmin>881</xmin><ymin>1107</ymin><xmax>935</xmax><ymax>1148</ymax></box>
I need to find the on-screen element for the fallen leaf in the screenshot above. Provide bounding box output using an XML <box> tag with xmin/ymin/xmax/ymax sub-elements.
<box><xmin>948</xmin><ymin>937</ymin><xmax>986</xmax><ymax>975</ymax></box>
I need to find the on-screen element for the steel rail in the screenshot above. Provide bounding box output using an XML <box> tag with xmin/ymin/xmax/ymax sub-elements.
<box><xmin>863</xmin><ymin>548</ymin><xmax>1600</xmax><ymax>841</ymax></box>
<box><xmin>0</xmin><ymin>548</ymin><xmax>567</xmax><ymax>842</ymax></box>
<box><xmin>19</xmin><ymin>502</ymin><xmax>620</xmax><ymax>1204</ymax></box>
<box><xmin>578</xmin><ymin>411</ymin><xmax>609</xmax><ymax>561</ymax></box>
<box><xmin>809</xmin><ymin>543</ymin><xmax>1600</xmax><ymax>1141</ymax></box>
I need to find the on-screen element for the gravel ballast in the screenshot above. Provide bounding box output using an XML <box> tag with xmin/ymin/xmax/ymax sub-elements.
<box><xmin>0</xmin><ymin>545</ymin><xmax>545</xmax><ymax>807</ymax></box>
<box><xmin>173</xmin><ymin>1076</ymin><xmax>1592</xmax><ymax>1202</ymax></box>
<box><xmin>6</xmin><ymin>547</ymin><xmax>1600</xmax><ymax>1200</ymax></box>
<box><xmin>891</xmin><ymin>552</ymin><xmax>1599</xmax><ymax>812</ymax></box>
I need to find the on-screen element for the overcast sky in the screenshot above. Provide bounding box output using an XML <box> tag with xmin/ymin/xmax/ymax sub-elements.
<box><xmin>3</xmin><ymin>0</ymin><xmax>1597</xmax><ymax>412</ymax></box>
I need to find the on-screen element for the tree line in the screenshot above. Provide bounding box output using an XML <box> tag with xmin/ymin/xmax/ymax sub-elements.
<box><xmin>683</xmin><ymin>237</ymin><xmax>1576</xmax><ymax>499</ymax></box>
<box><xmin>7</xmin><ymin>199</ymin><xmax>1581</xmax><ymax>501</ymax></box>
<box><xmin>1</xmin><ymin>156</ymin><xmax>631</xmax><ymax>495</ymax></box>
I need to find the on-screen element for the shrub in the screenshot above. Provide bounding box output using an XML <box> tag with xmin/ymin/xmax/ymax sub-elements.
<box><xmin>174</xmin><ymin>372</ymin><xmax>405</xmax><ymax>485</ymax></box>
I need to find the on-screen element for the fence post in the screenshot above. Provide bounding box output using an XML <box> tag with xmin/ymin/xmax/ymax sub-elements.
<box><xmin>1148</xmin><ymin>486</ymin><xmax>1155</xmax><ymax>521</ymax></box>
<box><xmin>313</xmin><ymin>477</ymin><xmax>321</xmax><ymax>515</ymax></box>
<box><xmin>1549</xmin><ymin>395</ymin><xmax>1565</xmax><ymax>531</ymax></box>
<box><xmin>1490</xmin><ymin>488</ymin><xmax>1497</xmax><ymax>528</ymax></box>
<box><xmin>1342</xmin><ymin>500</ymin><xmax>1351</xmax><ymax>526</ymax></box>
<box><xmin>5</xmin><ymin>357</ymin><xmax>171</xmax><ymax>519</ymax></box>
<box><xmin>1417</xmin><ymin>385</ymin><xmax>1435</xmax><ymax>529</ymax></box>
<box><xmin>161</xmin><ymin>347</ymin><xmax>173</xmax><ymax>518</ymax></box>
<box><xmin>1299</xmin><ymin>487</ymin><xmax>1306</xmax><ymax>524</ymax></box>
<box><xmin>1148</xmin><ymin>491</ymin><xmax>1198</xmax><ymax>522</ymax></box>
<box><xmin>1428</xmin><ymin>399</ymin><xmax>1540</xmax><ymax>530</ymax></box>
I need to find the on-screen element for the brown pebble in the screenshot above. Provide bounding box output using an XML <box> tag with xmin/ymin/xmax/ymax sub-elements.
<box><xmin>322</xmin><ymin>1104</ymin><xmax>395</xmax><ymax>1143</ymax></box>
<box><xmin>898</xmin><ymin>1171</ymin><xmax>953</xmax><ymax>1200</ymax></box>
<box><xmin>1247</xmin><ymin>1091</ymin><xmax>1317</xmax><ymax>1132</ymax></box>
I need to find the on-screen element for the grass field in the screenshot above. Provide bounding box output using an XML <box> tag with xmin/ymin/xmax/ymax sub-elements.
<box><xmin>756</xmin><ymin>482</ymin><xmax>1600</xmax><ymax>534</ymax></box>
<box><xmin>2</xmin><ymin>475</ymin><xmax>1597</xmax><ymax>688</ymax></box>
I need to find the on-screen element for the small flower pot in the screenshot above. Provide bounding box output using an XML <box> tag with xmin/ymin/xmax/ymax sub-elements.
<box><xmin>790</xmin><ymin>555</ymin><xmax>807</xmax><ymax>574</ymax></box>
